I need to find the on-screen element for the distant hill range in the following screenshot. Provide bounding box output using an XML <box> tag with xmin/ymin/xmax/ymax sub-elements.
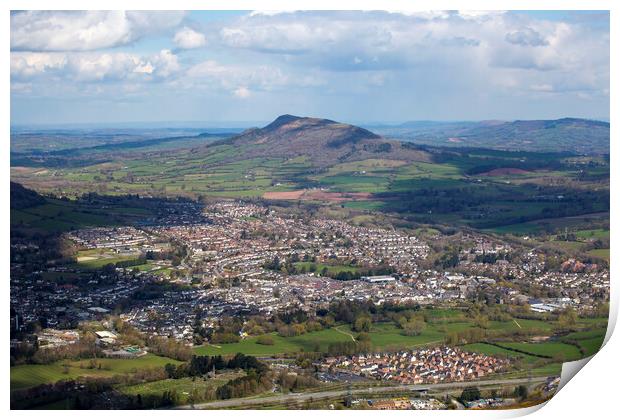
<box><xmin>10</xmin><ymin>116</ymin><xmax>608</xmax><ymax>171</ymax></box>
<box><xmin>222</xmin><ymin>114</ymin><xmax>430</xmax><ymax>166</ymax></box>
<box><xmin>367</xmin><ymin>117</ymin><xmax>610</xmax><ymax>155</ymax></box>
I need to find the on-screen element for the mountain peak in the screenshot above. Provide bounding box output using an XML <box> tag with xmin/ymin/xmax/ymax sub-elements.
<box><xmin>263</xmin><ymin>114</ymin><xmax>304</xmax><ymax>131</ymax></box>
<box><xmin>226</xmin><ymin>114</ymin><xmax>429</xmax><ymax>166</ymax></box>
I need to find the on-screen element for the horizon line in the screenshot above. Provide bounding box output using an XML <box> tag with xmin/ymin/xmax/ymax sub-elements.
<box><xmin>10</xmin><ymin>115</ymin><xmax>611</xmax><ymax>129</ymax></box>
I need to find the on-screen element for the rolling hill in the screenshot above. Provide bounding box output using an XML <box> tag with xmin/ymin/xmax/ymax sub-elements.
<box><xmin>222</xmin><ymin>114</ymin><xmax>431</xmax><ymax>166</ymax></box>
<box><xmin>10</xmin><ymin>114</ymin><xmax>609</xmax><ymax>233</ymax></box>
<box><xmin>369</xmin><ymin>118</ymin><xmax>610</xmax><ymax>154</ymax></box>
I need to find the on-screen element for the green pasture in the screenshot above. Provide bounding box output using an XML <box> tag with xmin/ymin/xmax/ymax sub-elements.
<box><xmin>117</xmin><ymin>372</ymin><xmax>243</xmax><ymax>405</ymax></box>
<box><xmin>495</xmin><ymin>341</ymin><xmax>582</xmax><ymax>361</ymax></box>
<box><xmin>11</xmin><ymin>354</ymin><xmax>181</xmax><ymax>391</ymax></box>
<box><xmin>588</xmin><ymin>248</ymin><xmax>610</xmax><ymax>261</ymax></box>
<box><xmin>574</xmin><ymin>229</ymin><xmax>610</xmax><ymax>240</ymax></box>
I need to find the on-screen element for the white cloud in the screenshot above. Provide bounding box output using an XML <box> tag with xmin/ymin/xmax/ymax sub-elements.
<box><xmin>11</xmin><ymin>82</ymin><xmax>32</xmax><ymax>93</ymax></box>
<box><xmin>173</xmin><ymin>27</ymin><xmax>206</xmax><ymax>49</ymax></box>
<box><xmin>457</xmin><ymin>10</ymin><xmax>507</xmax><ymax>20</ymax></box>
<box><xmin>11</xmin><ymin>11</ymin><xmax>186</xmax><ymax>51</ymax></box>
<box><xmin>215</xmin><ymin>10</ymin><xmax>606</xmax><ymax>79</ymax></box>
<box><xmin>530</xmin><ymin>83</ymin><xmax>554</xmax><ymax>92</ymax></box>
<box><xmin>151</xmin><ymin>49</ymin><xmax>180</xmax><ymax>77</ymax></box>
<box><xmin>233</xmin><ymin>86</ymin><xmax>251</xmax><ymax>98</ymax></box>
<box><xmin>10</xmin><ymin>53</ymin><xmax>66</xmax><ymax>78</ymax></box>
<box><xmin>11</xmin><ymin>49</ymin><xmax>180</xmax><ymax>82</ymax></box>
<box><xmin>134</xmin><ymin>62</ymin><xmax>154</xmax><ymax>75</ymax></box>
<box><xmin>506</xmin><ymin>27</ymin><xmax>549</xmax><ymax>46</ymax></box>
<box><xmin>10</xmin><ymin>10</ymin><xmax>609</xmax><ymax>121</ymax></box>
<box><xmin>249</xmin><ymin>11</ymin><xmax>296</xmax><ymax>17</ymax></box>
<box><xmin>186</xmin><ymin>60</ymin><xmax>289</xmax><ymax>92</ymax></box>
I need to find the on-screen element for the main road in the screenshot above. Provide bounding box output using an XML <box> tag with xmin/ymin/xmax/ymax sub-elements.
<box><xmin>177</xmin><ymin>376</ymin><xmax>550</xmax><ymax>409</ymax></box>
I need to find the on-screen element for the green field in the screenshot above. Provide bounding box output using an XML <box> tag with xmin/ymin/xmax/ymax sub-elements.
<box><xmin>495</xmin><ymin>341</ymin><xmax>582</xmax><ymax>360</ymax></box>
<box><xmin>193</xmin><ymin>323</ymin><xmax>452</xmax><ymax>357</ymax></box>
<box><xmin>192</xmin><ymin>315</ymin><xmax>602</xmax><ymax>361</ymax></box>
<box><xmin>342</xmin><ymin>201</ymin><xmax>385</xmax><ymax>211</ymax></box>
<box><xmin>574</xmin><ymin>228</ymin><xmax>610</xmax><ymax>240</ymax></box>
<box><xmin>346</xmin><ymin>323</ymin><xmax>446</xmax><ymax>349</ymax></box>
<box><xmin>577</xmin><ymin>337</ymin><xmax>605</xmax><ymax>356</ymax></box>
<box><xmin>588</xmin><ymin>248</ymin><xmax>610</xmax><ymax>261</ymax></box>
<box><xmin>12</xmin><ymin>137</ymin><xmax>609</xmax><ymax>234</ymax></box>
<box><xmin>11</xmin><ymin>354</ymin><xmax>181</xmax><ymax>390</ymax></box>
<box><xmin>75</xmin><ymin>249</ymin><xmax>142</xmax><ymax>269</ymax></box>
<box><xmin>562</xmin><ymin>327</ymin><xmax>607</xmax><ymax>357</ymax></box>
<box><xmin>117</xmin><ymin>371</ymin><xmax>243</xmax><ymax>406</ymax></box>
<box><xmin>194</xmin><ymin>328</ymin><xmax>355</xmax><ymax>356</ymax></box>
<box><xmin>460</xmin><ymin>343</ymin><xmax>542</xmax><ymax>363</ymax></box>
<box><xmin>197</xmin><ymin>322</ymin><xmax>464</xmax><ymax>357</ymax></box>
<box><xmin>11</xmin><ymin>195</ymin><xmax>157</xmax><ymax>234</ymax></box>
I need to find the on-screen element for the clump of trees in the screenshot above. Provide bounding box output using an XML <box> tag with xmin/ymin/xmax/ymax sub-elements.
<box><xmin>276</xmin><ymin>370</ymin><xmax>321</xmax><ymax>392</ymax></box>
<box><xmin>460</xmin><ymin>386</ymin><xmax>481</xmax><ymax>402</ymax></box>
<box><xmin>556</xmin><ymin>308</ymin><xmax>578</xmax><ymax>331</ymax></box>
<box><xmin>256</xmin><ymin>335</ymin><xmax>274</xmax><ymax>345</ymax></box>
<box><xmin>21</xmin><ymin>333</ymin><xmax>100</xmax><ymax>365</ymax></box>
<box><xmin>216</xmin><ymin>370</ymin><xmax>272</xmax><ymax>400</ymax></box>
<box><xmin>262</xmin><ymin>256</ymin><xmax>393</xmax><ymax>281</ymax></box>
<box><xmin>144</xmin><ymin>335</ymin><xmax>193</xmax><ymax>361</ymax></box>
<box><xmin>394</xmin><ymin>312</ymin><xmax>427</xmax><ymax>336</ymax></box>
<box><xmin>327</xmin><ymin>340</ymin><xmax>372</xmax><ymax>356</ymax></box>
<box><xmin>353</xmin><ymin>315</ymin><xmax>372</xmax><ymax>333</ymax></box>
<box><xmin>210</xmin><ymin>332</ymin><xmax>240</xmax><ymax>344</ymax></box>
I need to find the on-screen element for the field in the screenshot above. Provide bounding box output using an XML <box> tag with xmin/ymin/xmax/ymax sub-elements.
<box><xmin>11</xmin><ymin>135</ymin><xmax>609</xmax><ymax>235</ymax></box>
<box><xmin>460</xmin><ymin>343</ymin><xmax>542</xmax><ymax>363</ymax></box>
<box><xmin>75</xmin><ymin>249</ymin><xmax>142</xmax><ymax>269</ymax></box>
<box><xmin>11</xmin><ymin>195</ymin><xmax>156</xmax><ymax>234</ymax></box>
<box><xmin>575</xmin><ymin>228</ymin><xmax>610</xmax><ymax>240</ymax></box>
<box><xmin>562</xmin><ymin>327</ymin><xmax>607</xmax><ymax>357</ymax></box>
<box><xmin>495</xmin><ymin>341</ymin><xmax>582</xmax><ymax>360</ymax></box>
<box><xmin>487</xmin><ymin>213</ymin><xmax>610</xmax><ymax>237</ymax></box>
<box><xmin>588</xmin><ymin>248</ymin><xmax>610</xmax><ymax>261</ymax></box>
<box><xmin>194</xmin><ymin>328</ymin><xmax>352</xmax><ymax>356</ymax></box>
<box><xmin>117</xmin><ymin>371</ymin><xmax>243</xmax><ymax>405</ymax></box>
<box><xmin>193</xmin><ymin>315</ymin><xmax>605</xmax><ymax>363</ymax></box>
<box><xmin>193</xmin><ymin>323</ymin><xmax>454</xmax><ymax>357</ymax></box>
<box><xmin>10</xmin><ymin>354</ymin><xmax>181</xmax><ymax>390</ymax></box>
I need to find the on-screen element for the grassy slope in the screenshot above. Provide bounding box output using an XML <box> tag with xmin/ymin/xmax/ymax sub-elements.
<box><xmin>12</xmin><ymin>142</ymin><xmax>609</xmax><ymax>235</ymax></box>
<box><xmin>116</xmin><ymin>371</ymin><xmax>243</xmax><ymax>405</ymax></box>
<box><xmin>10</xmin><ymin>354</ymin><xmax>181</xmax><ymax>390</ymax></box>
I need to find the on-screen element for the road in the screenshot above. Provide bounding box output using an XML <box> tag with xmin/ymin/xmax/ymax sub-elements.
<box><xmin>177</xmin><ymin>376</ymin><xmax>549</xmax><ymax>409</ymax></box>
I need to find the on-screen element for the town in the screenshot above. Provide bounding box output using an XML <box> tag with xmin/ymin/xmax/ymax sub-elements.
<box><xmin>10</xmin><ymin>200</ymin><xmax>609</xmax><ymax>344</ymax></box>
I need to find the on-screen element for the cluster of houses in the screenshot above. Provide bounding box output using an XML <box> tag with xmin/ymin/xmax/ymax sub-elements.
<box><xmin>320</xmin><ymin>347</ymin><xmax>510</xmax><ymax>385</ymax></box>
<box><xmin>10</xmin><ymin>268</ymin><xmax>153</xmax><ymax>330</ymax></box>
<box><xmin>66</xmin><ymin>226</ymin><xmax>155</xmax><ymax>250</ymax></box>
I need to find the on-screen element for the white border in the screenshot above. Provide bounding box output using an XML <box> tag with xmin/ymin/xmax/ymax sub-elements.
<box><xmin>3</xmin><ymin>1</ymin><xmax>616</xmax><ymax>419</ymax></box>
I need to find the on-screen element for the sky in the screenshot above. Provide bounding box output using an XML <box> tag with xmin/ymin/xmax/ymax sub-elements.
<box><xmin>10</xmin><ymin>10</ymin><xmax>610</xmax><ymax>126</ymax></box>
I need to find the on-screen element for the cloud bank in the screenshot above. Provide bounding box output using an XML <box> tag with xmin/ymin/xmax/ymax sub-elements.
<box><xmin>10</xmin><ymin>10</ymin><xmax>610</xmax><ymax>124</ymax></box>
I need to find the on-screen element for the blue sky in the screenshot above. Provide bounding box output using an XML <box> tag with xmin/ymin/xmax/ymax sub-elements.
<box><xmin>10</xmin><ymin>10</ymin><xmax>610</xmax><ymax>126</ymax></box>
